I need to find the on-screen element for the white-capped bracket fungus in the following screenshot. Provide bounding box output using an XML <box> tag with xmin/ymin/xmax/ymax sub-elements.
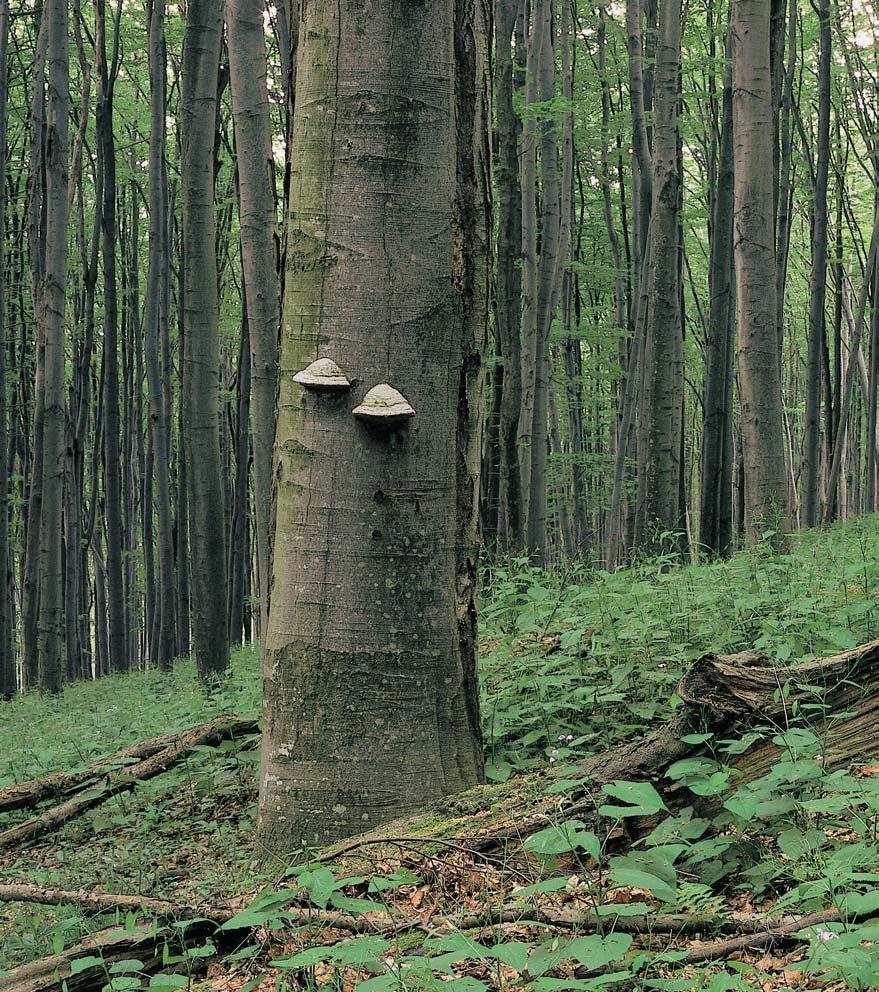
<box><xmin>352</xmin><ymin>384</ymin><xmax>416</xmax><ymax>426</ymax></box>
<box><xmin>293</xmin><ymin>357</ymin><xmax>351</xmax><ymax>393</ymax></box>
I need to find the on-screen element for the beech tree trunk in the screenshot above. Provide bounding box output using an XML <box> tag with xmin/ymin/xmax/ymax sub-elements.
<box><xmin>225</xmin><ymin>0</ymin><xmax>279</xmax><ymax>645</ymax></box>
<box><xmin>21</xmin><ymin>11</ymin><xmax>48</xmax><ymax>688</ymax></box>
<box><xmin>639</xmin><ymin>0</ymin><xmax>684</xmax><ymax>548</ymax></box>
<box><xmin>700</xmin><ymin>32</ymin><xmax>735</xmax><ymax>557</ymax></box>
<box><xmin>494</xmin><ymin>0</ymin><xmax>524</xmax><ymax>552</ymax></box>
<box><xmin>731</xmin><ymin>0</ymin><xmax>790</xmax><ymax>544</ymax></box>
<box><xmin>35</xmin><ymin>0</ymin><xmax>69</xmax><ymax>692</ymax></box>
<box><xmin>800</xmin><ymin>0</ymin><xmax>830</xmax><ymax>528</ymax></box>
<box><xmin>181</xmin><ymin>0</ymin><xmax>229</xmax><ymax>679</ymax></box>
<box><xmin>256</xmin><ymin>0</ymin><xmax>489</xmax><ymax>855</ymax></box>
<box><xmin>144</xmin><ymin>0</ymin><xmax>176</xmax><ymax>670</ymax></box>
<box><xmin>96</xmin><ymin>0</ymin><xmax>127</xmax><ymax>673</ymax></box>
<box><xmin>0</xmin><ymin>0</ymin><xmax>12</xmax><ymax>696</ymax></box>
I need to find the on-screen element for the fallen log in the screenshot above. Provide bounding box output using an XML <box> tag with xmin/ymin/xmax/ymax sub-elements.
<box><xmin>0</xmin><ymin>718</ymin><xmax>258</xmax><ymax>851</ymax></box>
<box><xmin>314</xmin><ymin>639</ymin><xmax>879</xmax><ymax>860</ymax></box>
<box><xmin>0</xmin><ymin>716</ymin><xmax>254</xmax><ymax>814</ymax></box>
<box><xmin>0</xmin><ymin>919</ymin><xmax>220</xmax><ymax>992</ymax></box>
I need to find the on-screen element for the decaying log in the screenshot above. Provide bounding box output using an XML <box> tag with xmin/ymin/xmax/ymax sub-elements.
<box><xmin>317</xmin><ymin>640</ymin><xmax>879</xmax><ymax>859</ymax></box>
<box><xmin>0</xmin><ymin>716</ymin><xmax>254</xmax><ymax>814</ymax></box>
<box><xmin>0</xmin><ymin>718</ymin><xmax>257</xmax><ymax>851</ymax></box>
<box><xmin>0</xmin><ymin>920</ymin><xmax>218</xmax><ymax>992</ymax></box>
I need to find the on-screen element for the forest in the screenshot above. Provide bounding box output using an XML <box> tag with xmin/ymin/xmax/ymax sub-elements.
<box><xmin>3</xmin><ymin>0</ymin><xmax>879</xmax><ymax>988</ymax></box>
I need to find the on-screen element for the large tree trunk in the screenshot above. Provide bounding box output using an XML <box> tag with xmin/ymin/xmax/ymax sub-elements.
<box><xmin>731</xmin><ymin>0</ymin><xmax>790</xmax><ymax>544</ymax></box>
<box><xmin>225</xmin><ymin>0</ymin><xmax>279</xmax><ymax>647</ymax></box>
<box><xmin>35</xmin><ymin>0</ymin><xmax>69</xmax><ymax>692</ymax></box>
<box><xmin>256</xmin><ymin>0</ymin><xmax>489</xmax><ymax>856</ymax></box>
<box><xmin>639</xmin><ymin>0</ymin><xmax>684</xmax><ymax>548</ymax></box>
<box><xmin>180</xmin><ymin>0</ymin><xmax>229</xmax><ymax>679</ymax></box>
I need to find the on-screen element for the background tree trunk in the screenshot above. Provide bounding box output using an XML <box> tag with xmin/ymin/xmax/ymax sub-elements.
<box><xmin>96</xmin><ymin>0</ymin><xmax>127</xmax><ymax>673</ymax></box>
<box><xmin>180</xmin><ymin>0</ymin><xmax>229</xmax><ymax>679</ymax></box>
<box><xmin>35</xmin><ymin>0</ymin><xmax>69</xmax><ymax>691</ymax></box>
<box><xmin>800</xmin><ymin>0</ymin><xmax>830</xmax><ymax>527</ymax></box>
<box><xmin>225</xmin><ymin>0</ymin><xmax>279</xmax><ymax>647</ymax></box>
<box><xmin>700</xmin><ymin>29</ymin><xmax>735</xmax><ymax>557</ymax></box>
<box><xmin>0</xmin><ymin>0</ymin><xmax>12</xmax><ymax>696</ymax></box>
<box><xmin>731</xmin><ymin>0</ymin><xmax>790</xmax><ymax>544</ymax></box>
<box><xmin>493</xmin><ymin>0</ymin><xmax>524</xmax><ymax>552</ymax></box>
<box><xmin>144</xmin><ymin>0</ymin><xmax>176</xmax><ymax>670</ymax></box>
<box><xmin>639</xmin><ymin>0</ymin><xmax>684</xmax><ymax>548</ymax></box>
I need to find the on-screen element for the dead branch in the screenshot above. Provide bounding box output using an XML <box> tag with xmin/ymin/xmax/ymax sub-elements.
<box><xmin>0</xmin><ymin>882</ymin><xmax>237</xmax><ymax>922</ymax></box>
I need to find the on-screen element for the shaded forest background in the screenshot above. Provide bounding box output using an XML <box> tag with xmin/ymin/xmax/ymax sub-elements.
<box><xmin>1</xmin><ymin>0</ymin><xmax>878</xmax><ymax>693</ymax></box>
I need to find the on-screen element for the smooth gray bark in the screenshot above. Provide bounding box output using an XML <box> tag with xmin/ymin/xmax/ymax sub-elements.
<box><xmin>180</xmin><ymin>0</ymin><xmax>229</xmax><ymax>678</ymax></box>
<box><xmin>256</xmin><ymin>0</ymin><xmax>489</xmax><ymax>855</ymax></box>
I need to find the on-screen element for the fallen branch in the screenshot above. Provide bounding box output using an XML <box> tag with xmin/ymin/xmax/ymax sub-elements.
<box><xmin>0</xmin><ymin>882</ymin><xmax>237</xmax><ymax>922</ymax></box>
<box><xmin>0</xmin><ymin>878</ymin><xmax>845</xmax><ymax>944</ymax></box>
<box><xmin>0</xmin><ymin>716</ymin><xmax>255</xmax><ymax>815</ymax></box>
<box><xmin>682</xmin><ymin>907</ymin><xmax>844</xmax><ymax>964</ymax></box>
<box><xmin>0</xmin><ymin>718</ymin><xmax>257</xmax><ymax>851</ymax></box>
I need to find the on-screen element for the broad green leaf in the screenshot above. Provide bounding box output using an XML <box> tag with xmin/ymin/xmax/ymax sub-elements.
<box><xmin>70</xmin><ymin>955</ymin><xmax>104</xmax><ymax>976</ymax></box>
<box><xmin>599</xmin><ymin>781</ymin><xmax>667</xmax><ymax>818</ymax></box>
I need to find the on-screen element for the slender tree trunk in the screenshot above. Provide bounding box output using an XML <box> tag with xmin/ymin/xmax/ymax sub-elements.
<box><xmin>181</xmin><ymin>0</ymin><xmax>229</xmax><ymax>679</ymax></box>
<box><xmin>144</xmin><ymin>0</ymin><xmax>176</xmax><ymax>670</ymax></box>
<box><xmin>0</xmin><ymin>0</ymin><xmax>12</xmax><ymax>697</ymax></box>
<box><xmin>517</xmin><ymin>0</ymin><xmax>547</xmax><ymax>528</ymax></box>
<box><xmin>525</xmin><ymin>0</ymin><xmax>560</xmax><ymax>562</ymax></box>
<box><xmin>36</xmin><ymin>0</ymin><xmax>69</xmax><ymax>692</ymax></box>
<box><xmin>731</xmin><ymin>0</ymin><xmax>790</xmax><ymax>543</ymax></box>
<box><xmin>228</xmin><ymin>303</ymin><xmax>250</xmax><ymax>647</ymax></box>
<box><xmin>175</xmin><ymin>224</ymin><xmax>191</xmax><ymax>660</ymax></box>
<box><xmin>225</xmin><ymin>0</ymin><xmax>279</xmax><ymax>646</ymax></box>
<box><xmin>494</xmin><ymin>0</ymin><xmax>524</xmax><ymax>551</ymax></box>
<box><xmin>867</xmin><ymin>236</ymin><xmax>879</xmax><ymax>513</ymax></box>
<box><xmin>800</xmin><ymin>0</ymin><xmax>830</xmax><ymax>527</ymax></box>
<box><xmin>256</xmin><ymin>0</ymin><xmax>489</xmax><ymax>855</ymax></box>
<box><xmin>95</xmin><ymin>0</ymin><xmax>127</xmax><ymax>672</ymax></box>
<box><xmin>639</xmin><ymin>0</ymin><xmax>684</xmax><ymax>548</ymax></box>
<box><xmin>21</xmin><ymin>11</ymin><xmax>48</xmax><ymax>688</ymax></box>
<box><xmin>700</xmin><ymin>30</ymin><xmax>735</xmax><ymax>557</ymax></box>
<box><xmin>774</xmin><ymin>0</ymin><xmax>796</xmax><ymax>355</ymax></box>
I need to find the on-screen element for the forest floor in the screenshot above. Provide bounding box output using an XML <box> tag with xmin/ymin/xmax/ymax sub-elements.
<box><xmin>5</xmin><ymin>519</ymin><xmax>879</xmax><ymax>990</ymax></box>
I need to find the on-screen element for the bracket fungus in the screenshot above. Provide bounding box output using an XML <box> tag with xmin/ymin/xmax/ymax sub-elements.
<box><xmin>352</xmin><ymin>384</ymin><xmax>416</xmax><ymax>426</ymax></box>
<box><xmin>293</xmin><ymin>358</ymin><xmax>351</xmax><ymax>393</ymax></box>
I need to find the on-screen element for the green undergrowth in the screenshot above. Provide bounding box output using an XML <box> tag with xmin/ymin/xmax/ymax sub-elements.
<box><xmin>480</xmin><ymin>516</ymin><xmax>879</xmax><ymax>781</ymax></box>
<box><xmin>3</xmin><ymin>515</ymin><xmax>879</xmax><ymax>988</ymax></box>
